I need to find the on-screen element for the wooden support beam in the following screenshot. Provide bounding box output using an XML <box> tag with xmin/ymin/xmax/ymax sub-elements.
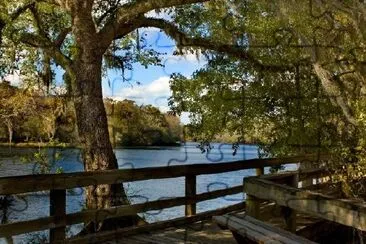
<box><xmin>49</xmin><ymin>189</ymin><xmax>66</xmax><ymax>242</ymax></box>
<box><xmin>185</xmin><ymin>175</ymin><xmax>196</xmax><ymax>216</ymax></box>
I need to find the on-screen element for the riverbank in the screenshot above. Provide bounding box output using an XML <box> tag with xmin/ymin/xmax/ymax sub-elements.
<box><xmin>0</xmin><ymin>142</ymin><xmax>76</xmax><ymax>148</ymax></box>
<box><xmin>0</xmin><ymin>141</ymin><xmax>182</xmax><ymax>149</ymax></box>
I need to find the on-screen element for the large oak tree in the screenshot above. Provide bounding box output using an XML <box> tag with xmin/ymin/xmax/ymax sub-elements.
<box><xmin>1</xmin><ymin>0</ymin><xmax>366</xmax><ymax>231</ymax></box>
<box><xmin>0</xmin><ymin>0</ymin><xmax>209</xmax><ymax>230</ymax></box>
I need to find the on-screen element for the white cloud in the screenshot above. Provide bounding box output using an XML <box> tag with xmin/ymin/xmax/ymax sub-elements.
<box><xmin>180</xmin><ymin>112</ymin><xmax>191</xmax><ymax>125</ymax></box>
<box><xmin>111</xmin><ymin>76</ymin><xmax>172</xmax><ymax>112</ymax></box>
<box><xmin>4</xmin><ymin>71</ymin><xmax>21</xmax><ymax>86</ymax></box>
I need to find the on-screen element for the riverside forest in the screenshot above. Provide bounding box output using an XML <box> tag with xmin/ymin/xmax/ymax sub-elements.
<box><xmin>1</xmin><ymin>0</ymin><xmax>366</xmax><ymax>244</ymax></box>
<box><xmin>0</xmin><ymin>81</ymin><xmax>183</xmax><ymax>147</ymax></box>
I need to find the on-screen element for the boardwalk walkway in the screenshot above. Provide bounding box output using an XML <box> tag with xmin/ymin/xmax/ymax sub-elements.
<box><xmin>109</xmin><ymin>203</ymin><xmax>321</xmax><ymax>244</ymax></box>
<box><xmin>115</xmin><ymin>221</ymin><xmax>237</xmax><ymax>244</ymax></box>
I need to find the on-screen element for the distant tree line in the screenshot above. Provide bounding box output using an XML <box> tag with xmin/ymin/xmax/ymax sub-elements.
<box><xmin>0</xmin><ymin>81</ymin><xmax>182</xmax><ymax>147</ymax></box>
<box><xmin>105</xmin><ymin>98</ymin><xmax>182</xmax><ymax>147</ymax></box>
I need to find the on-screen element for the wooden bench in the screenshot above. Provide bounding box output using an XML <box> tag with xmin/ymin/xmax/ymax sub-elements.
<box><xmin>213</xmin><ymin>214</ymin><xmax>317</xmax><ymax>244</ymax></box>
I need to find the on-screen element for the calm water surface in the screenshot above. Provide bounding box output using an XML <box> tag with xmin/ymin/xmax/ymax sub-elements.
<box><xmin>0</xmin><ymin>142</ymin><xmax>296</xmax><ymax>243</ymax></box>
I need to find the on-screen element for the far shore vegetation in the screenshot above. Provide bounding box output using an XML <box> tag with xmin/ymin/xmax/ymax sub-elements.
<box><xmin>0</xmin><ymin>82</ymin><xmax>183</xmax><ymax>148</ymax></box>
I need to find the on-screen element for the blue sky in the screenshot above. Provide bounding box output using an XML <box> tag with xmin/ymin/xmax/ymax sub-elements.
<box><xmin>102</xmin><ymin>27</ymin><xmax>207</xmax><ymax>123</ymax></box>
<box><xmin>6</xmin><ymin>27</ymin><xmax>206</xmax><ymax>124</ymax></box>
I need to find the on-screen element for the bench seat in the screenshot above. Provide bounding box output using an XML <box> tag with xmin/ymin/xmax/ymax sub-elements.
<box><xmin>213</xmin><ymin>214</ymin><xmax>317</xmax><ymax>244</ymax></box>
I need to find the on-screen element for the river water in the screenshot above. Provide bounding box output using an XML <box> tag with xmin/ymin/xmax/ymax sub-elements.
<box><xmin>0</xmin><ymin>142</ymin><xmax>295</xmax><ymax>243</ymax></box>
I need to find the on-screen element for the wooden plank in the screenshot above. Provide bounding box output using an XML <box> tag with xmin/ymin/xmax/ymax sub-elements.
<box><xmin>0</xmin><ymin>185</ymin><xmax>243</xmax><ymax>237</ymax></box>
<box><xmin>213</xmin><ymin>215</ymin><xmax>316</xmax><ymax>244</ymax></box>
<box><xmin>49</xmin><ymin>189</ymin><xmax>66</xmax><ymax>242</ymax></box>
<box><xmin>214</xmin><ymin>215</ymin><xmax>281</xmax><ymax>244</ymax></box>
<box><xmin>244</xmin><ymin>177</ymin><xmax>366</xmax><ymax>231</ymax></box>
<box><xmin>185</xmin><ymin>175</ymin><xmax>196</xmax><ymax>216</ymax></box>
<box><xmin>66</xmin><ymin>202</ymin><xmax>246</xmax><ymax>243</ymax></box>
<box><xmin>0</xmin><ymin>154</ymin><xmax>328</xmax><ymax>195</ymax></box>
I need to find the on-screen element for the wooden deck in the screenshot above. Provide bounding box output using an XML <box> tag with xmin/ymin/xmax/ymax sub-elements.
<box><xmin>0</xmin><ymin>154</ymin><xmax>331</xmax><ymax>243</ymax></box>
<box><xmin>110</xmin><ymin>180</ymin><xmax>345</xmax><ymax>244</ymax></box>
<box><xmin>114</xmin><ymin>220</ymin><xmax>237</xmax><ymax>244</ymax></box>
<box><xmin>108</xmin><ymin>204</ymin><xmax>322</xmax><ymax>244</ymax></box>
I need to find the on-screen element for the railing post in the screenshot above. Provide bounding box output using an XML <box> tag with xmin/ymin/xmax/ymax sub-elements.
<box><xmin>256</xmin><ymin>167</ymin><xmax>264</xmax><ymax>176</ymax></box>
<box><xmin>283</xmin><ymin>174</ymin><xmax>298</xmax><ymax>232</ymax></box>
<box><xmin>246</xmin><ymin>194</ymin><xmax>260</xmax><ymax>218</ymax></box>
<box><xmin>246</xmin><ymin>167</ymin><xmax>264</xmax><ymax>219</ymax></box>
<box><xmin>50</xmin><ymin>189</ymin><xmax>66</xmax><ymax>243</ymax></box>
<box><xmin>185</xmin><ymin>175</ymin><xmax>196</xmax><ymax>216</ymax></box>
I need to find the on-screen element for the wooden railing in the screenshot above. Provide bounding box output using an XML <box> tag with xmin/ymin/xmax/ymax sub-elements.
<box><xmin>0</xmin><ymin>154</ymin><xmax>328</xmax><ymax>243</ymax></box>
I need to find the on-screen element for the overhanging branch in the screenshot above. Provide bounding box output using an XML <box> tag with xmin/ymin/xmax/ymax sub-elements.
<box><xmin>19</xmin><ymin>32</ymin><xmax>73</xmax><ymax>74</ymax></box>
<box><xmin>98</xmin><ymin>0</ymin><xmax>209</xmax><ymax>46</ymax></box>
<box><xmin>139</xmin><ymin>17</ymin><xmax>293</xmax><ymax>71</ymax></box>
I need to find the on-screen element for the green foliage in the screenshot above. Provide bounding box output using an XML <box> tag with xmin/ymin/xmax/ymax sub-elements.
<box><xmin>0</xmin><ymin>82</ymin><xmax>182</xmax><ymax>147</ymax></box>
<box><xmin>0</xmin><ymin>81</ymin><xmax>77</xmax><ymax>144</ymax></box>
<box><xmin>20</xmin><ymin>148</ymin><xmax>63</xmax><ymax>174</ymax></box>
<box><xmin>105</xmin><ymin>99</ymin><xmax>182</xmax><ymax>146</ymax></box>
<box><xmin>169</xmin><ymin>1</ymin><xmax>364</xmax><ymax>155</ymax></box>
<box><xmin>167</xmin><ymin>0</ymin><xmax>366</xmax><ymax>198</ymax></box>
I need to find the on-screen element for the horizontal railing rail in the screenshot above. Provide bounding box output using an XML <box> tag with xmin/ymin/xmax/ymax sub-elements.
<box><xmin>0</xmin><ymin>154</ymin><xmax>327</xmax><ymax>195</ymax></box>
<box><xmin>0</xmin><ymin>153</ymin><xmax>329</xmax><ymax>242</ymax></box>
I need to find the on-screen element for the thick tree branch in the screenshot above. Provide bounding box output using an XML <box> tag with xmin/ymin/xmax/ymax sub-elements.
<box><xmin>19</xmin><ymin>33</ymin><xmax>73</xmax><ymax>74</ymax></box>
<box><xmin>98</xmin><ymin>0</ymin><xmax>209</xmax><ymax>45</ymax></box>
<box><xmin>313</xmin><ymin>63</ymin><xmax>357</xmax><ymax>126</ymax></box>
<box><xmin>139</xmin><ymin>17</ymin><xmax>292</xmax><ymax>71</ymax></box>
<box><xmin>54</xmin><ymin>27</ymin><xmax>71</xmax><ymax>47</ymax></box>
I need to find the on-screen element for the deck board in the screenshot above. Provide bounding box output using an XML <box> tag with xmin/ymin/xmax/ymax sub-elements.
<box><xmin>106</xmin><ymin>205</ymin><xmax>321</xmax><ymax>244</ymax></box>
<box><xmin>110</xmin><ymin>220</ymin><xmax>237</xmax><ymax>244</ymax></box>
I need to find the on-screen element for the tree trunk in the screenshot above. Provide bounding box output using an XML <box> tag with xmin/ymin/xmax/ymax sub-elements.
<box><xmin>71</xmin><ymin>52</ymin><xmax>137</xmax><ymax>231</ymax></box>
<box><xmin>5</xmin><ymin>120</ymin><xmax>12</xmax><ymax>148</ymax></box>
